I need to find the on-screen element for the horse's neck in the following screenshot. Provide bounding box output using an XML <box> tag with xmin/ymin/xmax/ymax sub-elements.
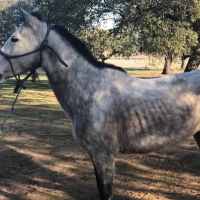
<box><xmin>45</xmin><ymin>65</ymin><xmax>85</xmax><ymax>120</ymax></box>
<box><xmin>42</xmin><ymin>33</ymin><xmax>97</xmax><ymax>120</ymax></box>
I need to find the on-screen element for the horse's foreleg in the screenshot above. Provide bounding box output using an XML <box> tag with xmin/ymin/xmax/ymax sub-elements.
<box><xmin>90</xmin><ymin>151</ymin><xmax>115</xmax><ymax>200</ymax></box>
<box><xmin>194</xmin><ymin>131</ymin><xmax>200</xmax><ymax>150</ymax></box>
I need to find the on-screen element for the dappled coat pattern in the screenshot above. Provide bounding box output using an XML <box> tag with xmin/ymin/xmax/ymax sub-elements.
<box><xmin>0</xmin><ymin>8</ymin><xmax>199</xmax><ymax>200</ymax></box>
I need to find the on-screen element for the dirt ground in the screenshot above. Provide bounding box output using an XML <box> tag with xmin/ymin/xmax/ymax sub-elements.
<box><xmin>0</xmin><ymin>58</ymin><xmax>200</xmax><ymax>200</ymax></box>
<box><xmin>0</xmin><ymin>129</ymin><xmax>200</xmax><ymax>200</ymax></box>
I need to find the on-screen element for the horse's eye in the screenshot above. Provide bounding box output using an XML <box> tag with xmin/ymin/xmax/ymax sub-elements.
<box><xmin>11</xmin><ymin>36</ymin><xmax>19</xmax><ymax>43</ymax></box>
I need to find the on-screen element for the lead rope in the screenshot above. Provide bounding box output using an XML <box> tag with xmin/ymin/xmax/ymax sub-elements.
<box><xmin>0</xmin><ymin>87</ymin><xmax>22</xmax><ymax>132</ymax></box>
<box><xmin>0</xmin><ymin>70</ymin><xmax>34</xmax><ymax>132</ymax></box>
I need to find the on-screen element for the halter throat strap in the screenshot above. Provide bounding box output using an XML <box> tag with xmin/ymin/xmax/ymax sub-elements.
<box><xmin>0</xmin><ymin>25</ymin><xmax>68</xmax><ymax>93</ymax></box>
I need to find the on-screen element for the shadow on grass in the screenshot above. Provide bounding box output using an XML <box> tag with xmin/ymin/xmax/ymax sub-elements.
<box><xmin>115</xmin><ymin>143</ymin><xmax>200</xmax><ymax>199</ymax></box>
<box><xmin>0</xmin><ymin>135</ymin><xmax>199</xmax><ymax>200</ymax></box>
<box><xmin>0</xmin><ymin>76</ymin><xmax>51</xmax><ymax>92</ymax></box>
<box><xmin>0</xmin><ymin>145</ymin><xmax>99</xmax><ymax>200</ymax></box>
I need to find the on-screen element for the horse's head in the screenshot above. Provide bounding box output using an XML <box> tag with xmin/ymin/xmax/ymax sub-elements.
<box><xmin>0</xmin><ymin>7</ymin><xmax>47</xmax><ymax>83</ymax></box>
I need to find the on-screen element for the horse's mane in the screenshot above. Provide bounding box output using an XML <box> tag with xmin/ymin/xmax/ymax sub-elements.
<box><xmin>30</xmin><ymin>12</ymin><xmax>125</xmax><ymax>73</ymax></box>
<box><xmin>52</xmin><ymin>25</ymin><xmax>126</xmax><ymax>73</ymax></box>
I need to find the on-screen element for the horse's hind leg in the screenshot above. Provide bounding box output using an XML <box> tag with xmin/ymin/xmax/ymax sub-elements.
<box><xmin>89</xmin><ymin>150</ymin><xmax>115</xmax><ymax>200</ymax></box>
<box><xmin>194</xmin><ymin>131</ymin><xmax>200</xmax><ymax>150</ymax></box>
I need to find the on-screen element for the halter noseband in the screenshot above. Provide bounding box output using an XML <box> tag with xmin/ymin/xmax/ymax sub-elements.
<box><xmin>0</xmin><ymin>25</ymin><xmax>68</xmax><ymax>93</ymax></box>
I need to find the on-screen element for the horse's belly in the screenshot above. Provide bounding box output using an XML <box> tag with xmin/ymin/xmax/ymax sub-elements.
<box><xmin>119</xmin><ymin>127</ymin><xmax>195</xmax><ymax>154</ymax></box>
<box><xmin>117</xmin><ymin>99</ymin><xmax>200</xmax><ymax>153</ymax></box>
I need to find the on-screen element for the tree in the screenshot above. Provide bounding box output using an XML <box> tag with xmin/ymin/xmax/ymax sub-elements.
<box><xmin>0</xmin><ymin>0</ymin><xmax>42</xmax><ymax>42</ymax></box>
<box><xmin>89</xmin><ymin>0</ymin><xmax>200</xmax><ymax>74</ymax></box>
<box><xmin>33</xmin><ymin>0</ymin><xmax>95</xmax><ymax>33</ymax></box>
<box><xmin>138</xmin><ymin>15</ymin><xmax>197</xmax><ymax>74</ymax></box>
<box><xmin>180</xmin><ymin>53</ymin><xmax>191</xmax><ymax>69</ymax></box>
<box><xmin>79</xmin><ymin>27</ymin><xmax>137</xmax><ymax>62</ymax></box>
<box><xmin>184</xmin><ymin>27</ymin><xmax>200</xmax><ymax>72</ymax></box>
<box><xmin>0</xmin><ymin>0</ymin><xmax>97</xmax><ymax>43</ymax></box>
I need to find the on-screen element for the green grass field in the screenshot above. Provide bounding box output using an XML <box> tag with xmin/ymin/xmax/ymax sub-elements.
<box><xmin>0</xmin><ymin>75</ymin><xmax>66</xmax><ymax>134</ymax></box>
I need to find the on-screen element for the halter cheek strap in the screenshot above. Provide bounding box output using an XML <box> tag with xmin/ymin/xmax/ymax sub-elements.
<box><xmin>0</xmin><ymin>25</ymin><xmax>68</xmax><ymax>93</ymax></box>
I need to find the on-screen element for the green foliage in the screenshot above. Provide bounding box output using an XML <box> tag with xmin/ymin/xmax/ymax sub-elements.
<box><xmin>91</xmin><ymin>0</ymin><xmax>200</xmax><ymax>58</ymax></box>
<box><xmin>0</xmin><ymin>0</ymin><xmax>33</xmax><ymax>44</ymax></box>
<box><xmin>79</xmin><ymin>27</ymin><xmax>137</xmax><ymax>61</ymax></box>
<box><xmin>0</xmin><ymin>0</ymin><xmax>94</xmax><ymax>44</ymax></box>
<box><xmin>33</xmin><ymin>0</ymin><xmax>94</xmax><ymax>33</ymax></box>
<box><xmin>1</xmin><ymin>0</ymin><xmax>200</xmax><ymax>64</ymax></box>
<box><xmin>139</xmin><ymin>17</ymin><xmax>198</xmax><ymax>56</ymax></box>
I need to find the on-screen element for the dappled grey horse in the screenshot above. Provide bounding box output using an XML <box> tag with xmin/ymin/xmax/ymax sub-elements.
<box><xmin>0</xmin><ymin>8</ymin><xmax>200</xmax><ymax>200</ymax></box>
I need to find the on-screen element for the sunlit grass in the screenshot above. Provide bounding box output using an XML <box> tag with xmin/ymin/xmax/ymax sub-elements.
<box><xmin>126</xmin><ymin>68</ymin><xmax>184</xmax><ymax>77</ymax></box>
<box><xmin>0</xmin><ymin>74</ymin><xmax>68</xmax><ymax>136</ymax></box>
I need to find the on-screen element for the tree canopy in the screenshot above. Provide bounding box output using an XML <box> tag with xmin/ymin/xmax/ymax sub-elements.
<box><xmin>0</xmin><ymin>0</ymin><xmax>94</xmax><ymax>40</ymax></box>
<box><xmin>89</xmin><ymin>0</ymin><xmax>200</xmax><ymax>73</ymax></box>
<box><xmin>79</xmin><ymin>27</ymin><xmax>137</xmax><ymax>62</ymax></box>
<box><xmin>1</xmin><ymin>0</ymin><xmax>200</xmax><ymax>73</ymax></box>
<box><xmin>0</xmin><ymin>0</ymin><xmax>138</xmax><ymax>61</ymax></box>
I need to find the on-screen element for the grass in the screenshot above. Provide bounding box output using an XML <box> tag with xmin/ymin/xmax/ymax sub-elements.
<box><xmin>125</xmin><ymin>68</ymin><xmax>184</xmax><ymax>77</ymax></box>
<box><xmin>0</xmin><ymin>75</ymin><xmax>68</xmax><ymax>135</ymax></box>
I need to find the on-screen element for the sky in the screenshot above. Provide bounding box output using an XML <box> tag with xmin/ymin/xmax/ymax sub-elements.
<box><xmin>99</xmin><ymin>13</ymin><xmax>115</xmax><ymax>30</ymax></box>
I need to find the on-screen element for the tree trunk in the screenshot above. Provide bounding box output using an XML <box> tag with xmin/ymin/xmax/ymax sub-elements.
<box><xmin>184</xmin><ymin>42</ymin><xmax>200</xmax><ymax>72</ymax></box>
<box><xmin>180</xmin><ymin>58</ymin><xmax>185</xmax><ymax>70</ymax></box>
<box><xmin>161</xmin><ymin>54</ymin><xmax>173</xmax><ymax>75</ymax></box>
<box><xmin>100</xmin><ymin>50</ymin><xmax>117</xmax><ymax>63</ymax></box>
<box><xmin>180</xmin><ymin>54</ymin><xmax>190</xmax><ymax>69</ymax></box>
<box><xmin>31</xmin><ymin>69</ymin><xmax>39</xmax><ymax>82</ymax></box>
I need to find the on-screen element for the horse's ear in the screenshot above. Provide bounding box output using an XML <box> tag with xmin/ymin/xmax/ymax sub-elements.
<box><xmin>19</xmin><ymin>7</ymin><xmax>40</xmax><ymax>28</ymax></box>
